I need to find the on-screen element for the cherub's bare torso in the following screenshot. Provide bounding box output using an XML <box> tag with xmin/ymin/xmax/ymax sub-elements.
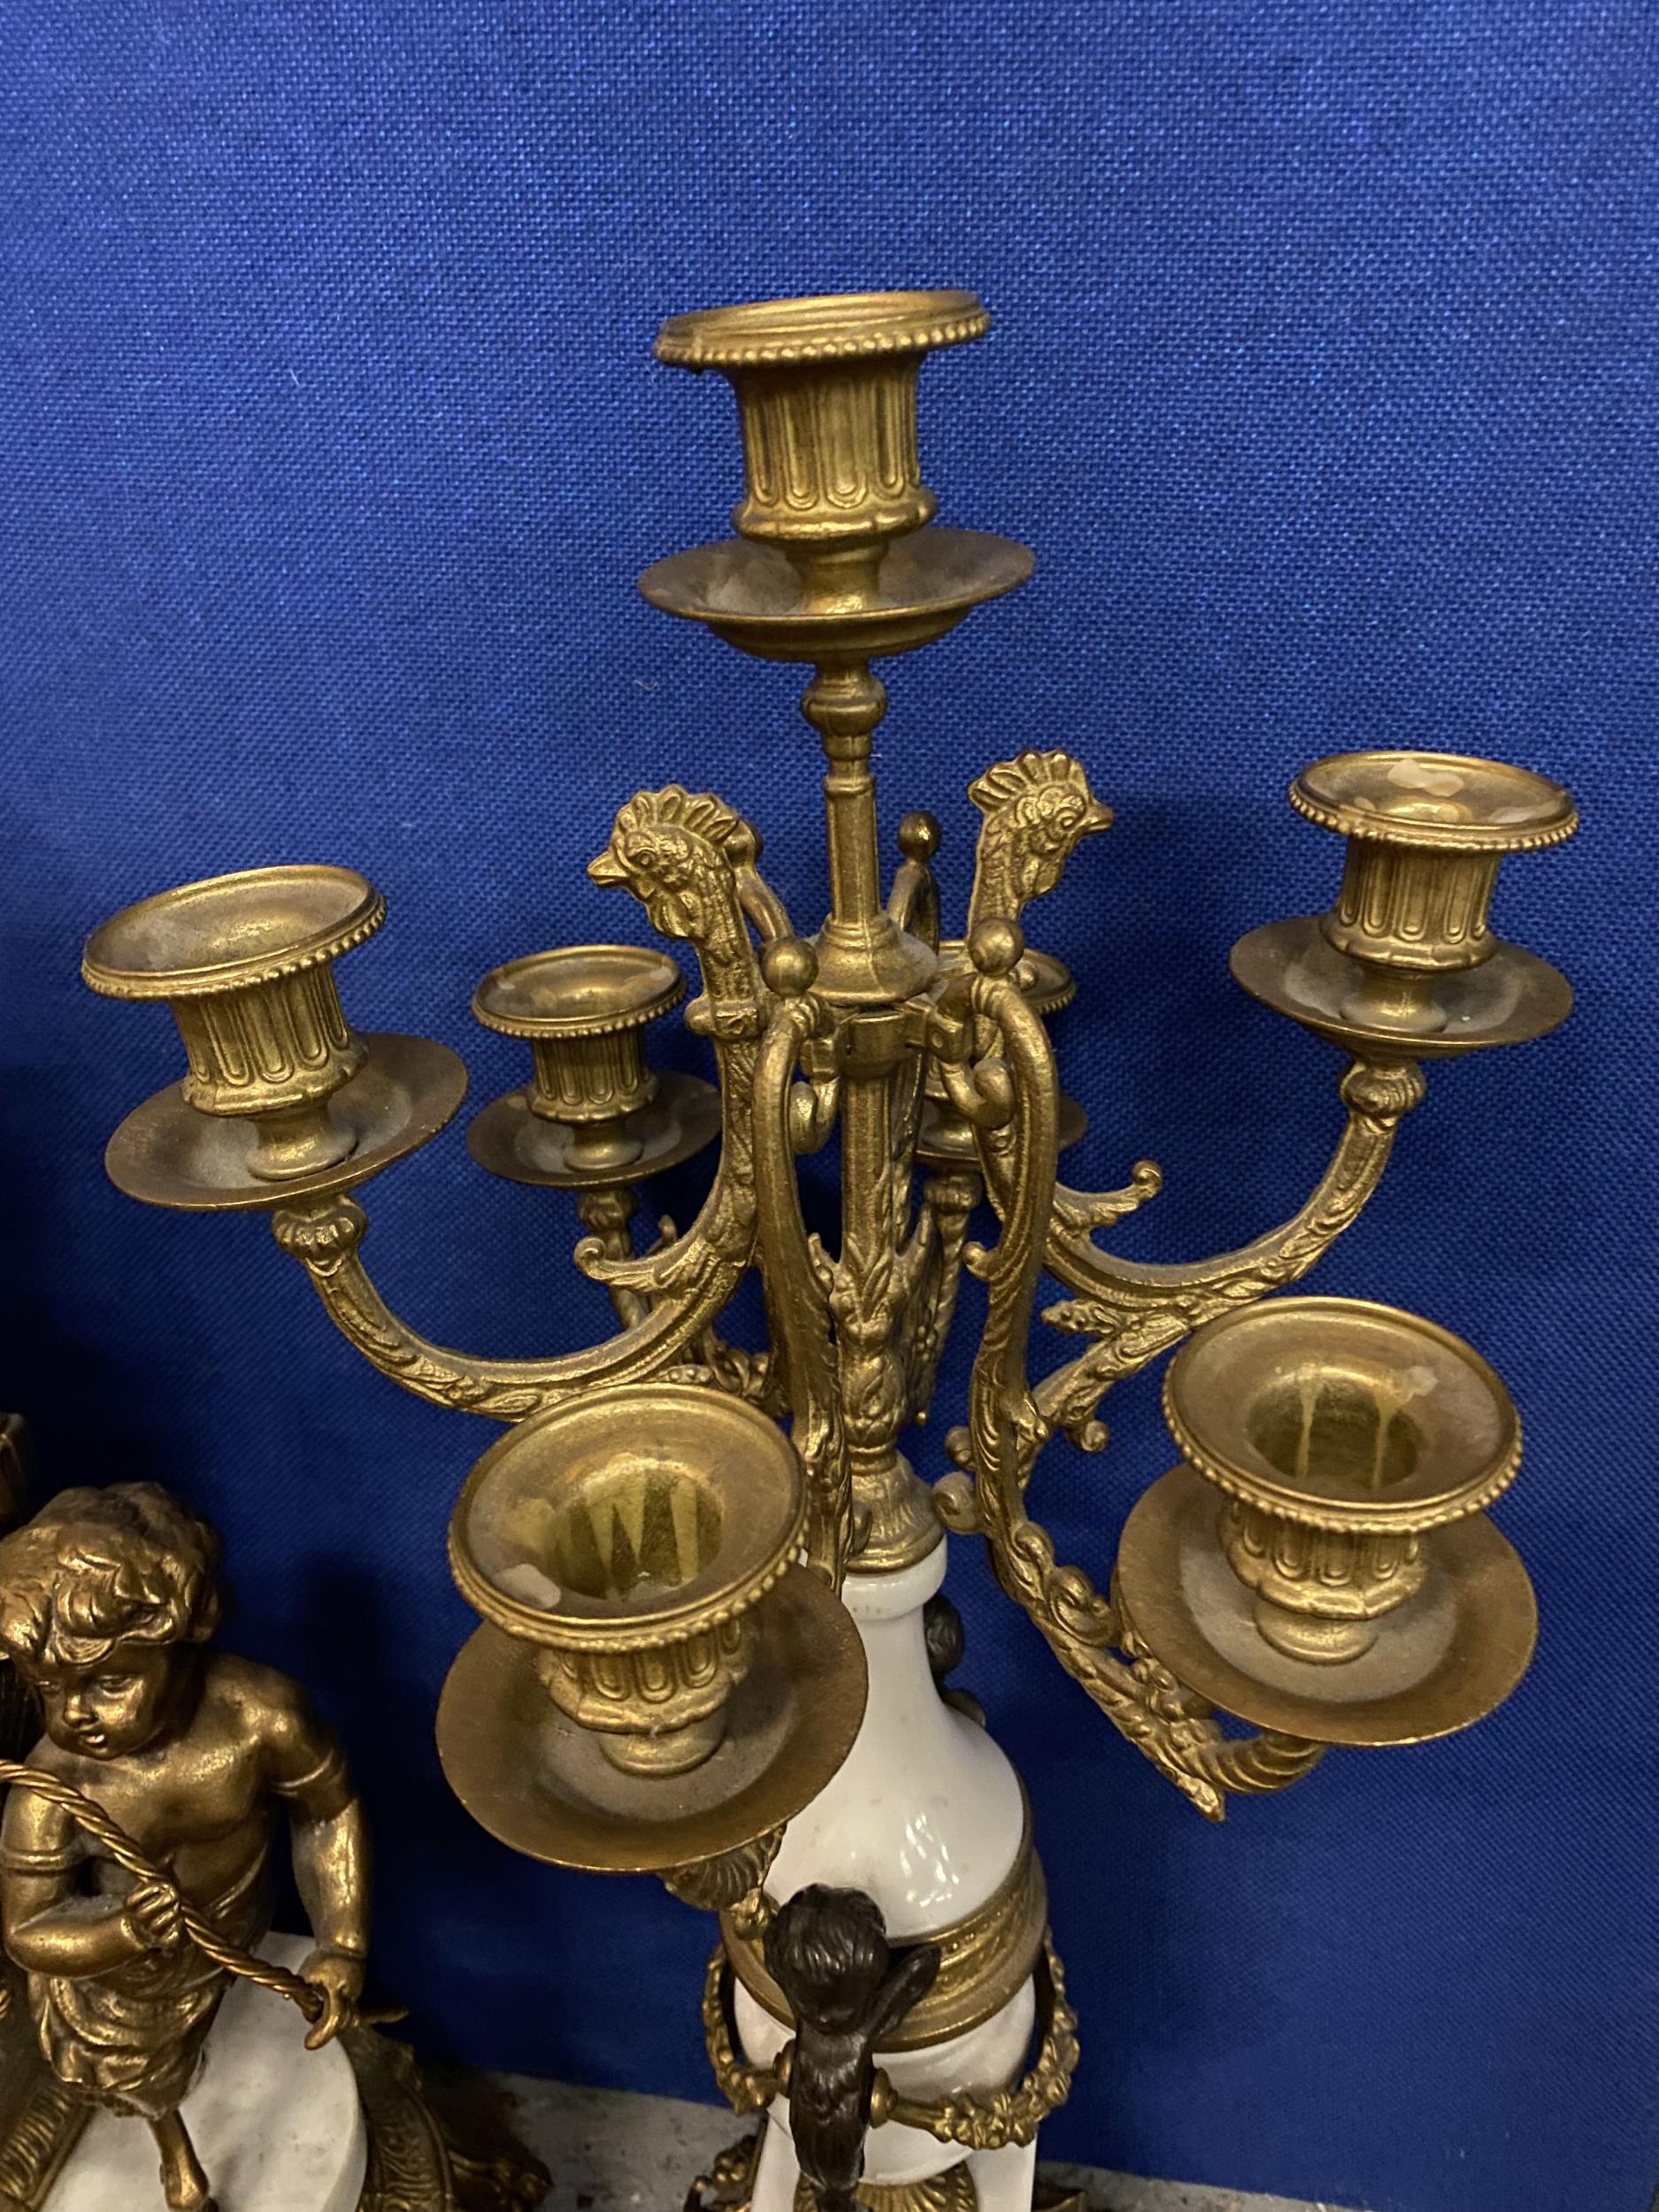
<box><xmin>5</xmin><ymin>1652</ymin><xmax>338</xmax><ymax>1910</ymax></box>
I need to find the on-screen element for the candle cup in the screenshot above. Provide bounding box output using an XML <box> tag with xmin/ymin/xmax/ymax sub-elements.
<box><xmin>1298</xmin><ymin>751</ymin><xmax>1577</xmax><ymax>1032</ymax></box>
<box><xmin>1231</xmin><ymin>749</ymin><xmax>1577</xmax><ymax>1056</ymax></box>
<box><xmin>440</xmin><ymin>1384</ymin><xmax>867</xmax><ymax>1874</ymax></box>
<box><xmin>655</xmin><ymin>290</ymin><xmax>989</xmax><ymax>601</ymax></box>
<box><xmin>467</xmin><ymin>945</ymin><xmax>719</xmax><ymax>1187</ymax></box>
<box><xmin>644</xmin><ymin>292</ymin><xmax>1032</xmax><ymax>662</ymax></box>
<box><xmin>1115</xmin><ymin>1297</ymin><xmax>1537</xmax><ymax>1747</ymax></box>
<box><xmin>83</xmin><ymin>867</ymin><xmax>469</xmax><ymax>1210</ymax></box>
<box><xmin>83</xmin><ymin>864</ymin><xmax>380</xmax><ymax>1171</ymax></box>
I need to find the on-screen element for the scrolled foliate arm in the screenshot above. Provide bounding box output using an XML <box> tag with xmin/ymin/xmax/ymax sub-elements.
<box><xmin>933</xmin><ymin>929</ymin><xmax>1323</xmax><ymax>1818</ymax></box>
<box><xmin>267</xmin><ymin>782</ymin><xmax>780</xmax><ymax>1420</ymax></box>
<box><xmin>271</xmin><ymin>1190</ymin><xmax>741</xmax><ymax>1420</ymax></box>
<box><xmin>1012</xmin><ymin>1056</ymin><xmax>1427</xmax><ymax>1450</ymax></box>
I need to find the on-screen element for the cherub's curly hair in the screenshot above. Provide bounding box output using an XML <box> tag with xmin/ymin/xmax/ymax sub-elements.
<box><xmin>0</xmin><ymin>1484</ymin><xmax>221</xmax><ymax>1671</ymax></box>
<box><xmin>764</xmin><ymin>1884</ymin><xmax>891</xmax><ymax>2015</ymax></box>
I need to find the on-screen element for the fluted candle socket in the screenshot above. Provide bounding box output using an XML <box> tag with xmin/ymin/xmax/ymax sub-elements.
<box><xmin>82</xmin><ymin>864</ymin><xmax>384</xmax><ymax>1184</ymax></box>
<box><xmin>1293</xmin><ymin>750</ymin><xmax>1578</xmax><ymax>1036</ymax></box>
<box><xmin>1164</xmin><ymin>1296</ymin><xmax>1521</xmax><ymax>1663</ymax></box>
<box><xmin>654</xmin><ymin>288</ymin><xmax>991</xmax><ymax>609</ymax></box>
<box><xmin>466</xmin><ymin>943</ymin><xmax>720</xmax><ymax>1188</ymax></box>
<box><xmin>448</xmin><ymin>1385</ymin><xmax>810</xmax><ymax>1780</ymax></box>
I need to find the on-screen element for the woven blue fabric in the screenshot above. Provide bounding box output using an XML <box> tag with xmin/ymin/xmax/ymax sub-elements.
<box><xmin>2</xmin><ymin>6</ymin><xmax>1655</xmax><ymax>2208</ymax></box>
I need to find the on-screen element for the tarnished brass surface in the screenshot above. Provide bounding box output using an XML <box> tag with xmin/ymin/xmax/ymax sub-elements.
<box><xmin>1115</xmin><ymin>1464</ymin><xmax>1537</xmax><ymax>1747</ymax></box>
<box><xmin>84</xmin><ymin>288</ymin><xmax>1578</xmax><ymax>2183</ymax></box>
<box><xmin>0</xmin><ymin>1484</ymin><xmax>379</xmax><ymax>2211</ymax></box>
<box><xmin>1231</xmin><ymin>748</ymin><xmax>1578</xmax><ymax>1051</ymax></box>
<box><xmin>435</xmin><ymin>1569</ymin><xmax>866</xmax><ymax>1875</ymax></box>
<box><xmin>1163</xmin><ymin>1298</ymin><xmax>1520</xmax><ymax>1650</ymax></box>
<box><xmin>449</xmin><ymin>1384</ymin><xmax>810</xmax><ymax>1779</ymax></box>
<box><xmin>723</xmin><ymin>1803</ymin><xmax>1048</xmax><ymax>2051</ymax></box>
<box><xmin>104</xmin><ymin>1033</ymin><xmax>470</xmax><ymax>1213</ymax></box>
<box><xmin>1111</xmin><ymin>1293</ymin><xmax>1537</xmax><ymax>1742</ymax></box>
<box><xmin>1230</xmin><ymin>912</ymin><xmax>1574</xmax><ymax>1058</ymax></box>
<box><xmin>467</xmin><ymin>944</ymin><xmax>720</xmax><ymax>1188</ymax></box>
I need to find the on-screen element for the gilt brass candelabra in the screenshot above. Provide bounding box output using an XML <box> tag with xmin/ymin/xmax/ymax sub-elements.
<box><xmin>82</xmin><ymin>288</ymin><xmax>1577</xmax><ymax>2212</ymax></box>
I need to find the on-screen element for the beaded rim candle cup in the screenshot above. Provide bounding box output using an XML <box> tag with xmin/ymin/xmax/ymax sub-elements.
<box><xmin>1297</xmin><ymin>750</ymin><xmax>1577</xmax><ymax>1028</ymax></box>
<box><xmin>1116</xmin><ymin>1296</ymin><xmax>1538</xmax><ymax>1746</ymax></box>
<box><xmin>1231</xmin><ymin>748</ymin><xmax>1578</xmax><ymax>1056</ymax></box>
<box><xmin>655</xmin><ymin>288</ymin><xmax>989</xmax><ymax>603</ymax></box>
<box><xmin>643</xmin><ymin>291</ymin><xmax>1034</xmax><ymax>661</ymax></box>
<box><xmin>83</xmin><ymin>865</ymin><xmax>470</xmax><ymax>1209</ymax></box>
<box><xmin>448</xmin><ymin>1383</ymin><xmax>810</xmax><ymax>1779</ymax></box>
<box><xmin>466</xmin><ymin>943</ymin><xmax>720</xmax><ymax>1187</ymax></box>
<box><xmin>1164</xmin><ymin>1296</ymin><xmax>1520</xmax><ymax>1663</ymax></box>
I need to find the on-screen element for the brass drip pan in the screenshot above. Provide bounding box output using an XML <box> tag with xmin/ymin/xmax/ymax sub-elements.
<box><xmin>639</xmin><ymin>528</ymin><xmax>1033</xmax><ymax>662</ymax></box>
<box><xmin>103</xmin><ymin>1033</ymin><xmax>468</xmax><ymax>1212</ymax></box>
<box><xmin>436</xmin><ymin>1568</ymin><xmax>867</xmax><ymax>1873</ymax></box>
<box><xmin>1117</xmin><ymin>1463</ymin><xmax>1537</xmax><ymax>1747</ymax></box>
<box><xmin>1231</xmin><ymin>914</ymin><xmax>1573</xmax><ymax>1058</ymax></box>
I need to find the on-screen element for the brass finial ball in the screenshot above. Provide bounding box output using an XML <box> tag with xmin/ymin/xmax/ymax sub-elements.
<box><xmin>898</xmin><ymin>810</ymin><xmax>941</xmax><ymax>863</ymax></box>
<box><xmin>968</xmin><ymin>918</ymin><xmax>1024</xmax><ymax>978</ymax></box>
<box><xmin>763</xmin><ymin>937</ymin><xmax>818</xmax><ymax>997</ymax></box>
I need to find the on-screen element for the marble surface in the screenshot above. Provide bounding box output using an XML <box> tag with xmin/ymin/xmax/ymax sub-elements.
<box><xmin>490</xmin><ymin>2075</ymin><xmax>1361</xmax><ymax>2212</ymax></box>
<box><xmin>48</xmin><ymin>1934</ymin><xmax>367</xmax><ymax>2212</ymax></box>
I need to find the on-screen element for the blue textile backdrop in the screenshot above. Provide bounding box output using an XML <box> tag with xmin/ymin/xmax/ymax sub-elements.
<box><xmin>2</xmin><ymin>6</ymin><xmax>1655</xmax><ymax>2209</ymax></box>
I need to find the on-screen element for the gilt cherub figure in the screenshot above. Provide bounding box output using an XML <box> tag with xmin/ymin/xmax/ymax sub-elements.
<box><xmin>764</xmin><ymin>1884</ymin><xmax>941</xmax><ymax>2212</ymax></box>
<box><xmin>0</xmin><ymin>1483</ymin><xmax>371</xmax><ymax>2212</ymax></box>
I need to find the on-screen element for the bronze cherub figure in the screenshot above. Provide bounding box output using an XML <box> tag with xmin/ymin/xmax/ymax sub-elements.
<box><xmin>763</xmin><ymin>1884</ymin><xmax>941</xmax><ymax>2212</ymax></box>
<box><xmin>0</xmin><ymin>1483</ymin><xmax>372</xmax><ymax>2212</ymax></box>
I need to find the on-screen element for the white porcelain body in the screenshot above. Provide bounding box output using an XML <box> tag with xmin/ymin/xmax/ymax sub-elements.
<box><xmin>737</xmin><ymin>1538</ymin><xmax>1040</xmax><ymax>2209</ymax></box>
<box><xmin>48</xmin><ymin>1935</ymin><xmax>367</xmax><ymax>2212</ymax></box>
<box><xmin>765</xmin><ymin>1541</ymin><xmax>1026</xmax><ymax>1931</ymax></box>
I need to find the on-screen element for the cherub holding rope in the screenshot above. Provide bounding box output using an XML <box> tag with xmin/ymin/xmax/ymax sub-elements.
<box><xmin>0</xmin><ymin>1484</ymin><xmax>372</xmax><ymax>2212</ymax></box>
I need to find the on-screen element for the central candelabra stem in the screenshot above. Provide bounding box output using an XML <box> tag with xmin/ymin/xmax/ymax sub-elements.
<box><xmin>803</xmin><ymin>662</ymin><xmax>936</xmax><ymax>1011</ymax></box>
<box><xmin>810</xmin><ymin>655</ymin><xmax>889</xmax><ymax>942</ymax></box>
<box><xmin>836</xmin><ymin>1021</ymin><xmax>935</xmax><ymax>1570</ymax></box>
<box><xmin>805</xmin><ymin>661</ymin><xmax>888</xmax><ymax>936</ymax></box>
<box><xmin>798</xmin><ymin>657</ymin><xmax>941</xmax><ymax>1567</ymax></box>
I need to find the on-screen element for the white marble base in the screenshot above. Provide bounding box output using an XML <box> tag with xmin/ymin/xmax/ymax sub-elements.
<box><xmin>47</xmin><ymin>1934</ymin><xmax>367</xmax><ymax>2212</ymax></box>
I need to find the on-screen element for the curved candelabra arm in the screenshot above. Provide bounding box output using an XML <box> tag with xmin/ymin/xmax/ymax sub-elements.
<box><xmin>752</xmin><ymin>944</ymin><xmax>849</xmax><ymax>1584</ymax></box>
<box><xmin>265</xmin><ymin>781</ymin><xmax>778</xmax><ymax>1420</ymax></box>
<box><xmin>1008</xmin><ymin>1056</ymin><xmax>1426</xmax><ymax>1449</ymax></box>
<box><xmin>272</xmin><ymin>1187</ymin><xmax>749</xmax><ymax>1420</ymax></box>
<box><xmin>964</xmin><ymin>750</ymin><xmax>1113</xmax><ymax>939</ymax></box>
<box><xmin>933</xmin><ymin>931</ymin><xmax>1325</xmax><ymax>1818</ymax></box>
<box><xmin>573</xmin><ymin>1187</ymin><xmax>671</xmax><ymax>1330</ymax></box>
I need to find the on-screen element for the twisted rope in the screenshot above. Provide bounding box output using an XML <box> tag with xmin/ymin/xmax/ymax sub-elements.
<box><xmin>0</xmin><ymin>1760</ymin><xmax>400</xmax><ymax>2029</ymax></box>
